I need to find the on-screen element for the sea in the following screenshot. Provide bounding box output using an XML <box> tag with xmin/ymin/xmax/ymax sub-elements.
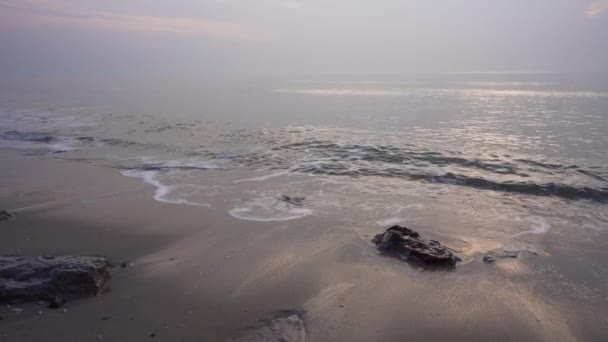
<box><xmin>1</xmin><ymin>72</ymin><xmax>608</xmax><ymax>255</ymax></box>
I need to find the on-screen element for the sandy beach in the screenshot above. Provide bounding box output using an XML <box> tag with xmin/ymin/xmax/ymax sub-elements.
<box><xmin>1</xmin><ymin>148</ymin><xmax>606</xmax><ymax>341</ymax></box>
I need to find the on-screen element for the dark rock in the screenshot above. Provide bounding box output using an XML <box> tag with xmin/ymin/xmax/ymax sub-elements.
<box><xmin>48</xmin><ymin>296</ymin><xmax>66</xmax><ymax>309</ymax></box>
<box><xmin>0</xmin><ymin>256</ymin><xmax>111</xmax><ymax>304</ymax></box>
<box><xmin>101</xmin><ymin>315</ymin><xmax>112</xmax><ymax>320</ymax></box>
<box><xmin>0</xmin><ymin>210</ymin><xmax>14</xmax><ymax>221</ymax></box>
<box><xmin>372</xmin><ymin>225</ymin><xmax>459</xmax><ymax>268</ymax></box>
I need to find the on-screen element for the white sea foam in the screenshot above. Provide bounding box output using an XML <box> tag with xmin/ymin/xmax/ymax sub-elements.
<box><xmin>511</xmin><ymin>216</ymin><xmax>551</xmax><ymax>238</ymax></box>
<box><xmin>501</xmin><ymin>242</ymin><xmax>549</xmax><ymax>257</ymax></box>
<box><xmin>164</xmin><ymin>160</ymin><xmax>219</xmax><ymax>170</ymax></box>
<box><xmin>120</xmin><ymin>169</ymin><xmax>209</xmax><ymax>207</ymax></box>
<box><xmin>46</xmin><ymin>141</ymin><xmax>77</xmax><ymax>153</ymax></box>
<box><xmin>376</xmin><ymin>217</ymin><xmax>404</xmax><ymax>226</ymax></box>
<box><xmin>233</xmin><ymin>170</ymin><xmax>290</xmax><ymax>183</ymax></box>
<box><xmin>229</xmin><ymin>196</ymin><xmax>312</xmax><ymax>222</ymax></box>
<box><xmin>133</xmin><ymin>156</ymin><xmax>220</xmax><ymax>170</ymax></box>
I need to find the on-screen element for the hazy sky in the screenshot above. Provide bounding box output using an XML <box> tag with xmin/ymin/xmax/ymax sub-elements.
<box><xmin>1</xmin><ymin>0</ymin><xmax>607</xmax><ymax>79</ymax></box>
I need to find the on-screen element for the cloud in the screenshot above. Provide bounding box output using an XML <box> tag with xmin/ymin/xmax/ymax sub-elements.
<box><xmin>0</xmin><ymin>0</ymin><xmax>270</xmax><ymax>40</ymax></box>
<box><xmin>586</xmin><ymin>1</ymin><xmax>608</xmax><ymax>17</ymax></box>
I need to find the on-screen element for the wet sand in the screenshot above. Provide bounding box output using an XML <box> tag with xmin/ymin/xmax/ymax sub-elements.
<box><xmin>0</xmin><ymin>148</ymin><xmax>606</xmax><ymax>341</ymax></box>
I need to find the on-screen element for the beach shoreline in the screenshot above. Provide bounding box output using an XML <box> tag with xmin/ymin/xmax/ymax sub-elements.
<box><xmin>0</xmin><ymin>148</ymin><xmax>606</xmax><ymax>341</ymax></box>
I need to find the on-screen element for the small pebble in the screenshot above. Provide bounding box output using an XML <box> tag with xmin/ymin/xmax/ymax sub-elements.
<box><xmin>101</xmin><ymin>315</ymin><xmax>112</xmax><ymax>321</ymax></box>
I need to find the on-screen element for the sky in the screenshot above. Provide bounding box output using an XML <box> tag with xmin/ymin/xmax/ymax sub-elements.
<box><xmin>0</xmin><ymin>0</ymin><xmax>607</xmax><ymax>80</ymax></box>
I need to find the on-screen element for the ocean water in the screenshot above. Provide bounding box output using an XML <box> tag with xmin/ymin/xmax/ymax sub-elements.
<box><xmin>1</xmin><ymin>73</ymin><xmax>608</xmax><ymax>250</ymax></box>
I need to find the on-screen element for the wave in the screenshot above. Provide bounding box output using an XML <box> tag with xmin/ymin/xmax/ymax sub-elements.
<box><xmin>290</xmin><ymin>163</ymin><xmax>608</xmax><ymax>202</ymax></box>
<box><xmin>242</xmin><ymin>139</ymin><xmax>608</xmax><ymax>203</ymax></box>
<box><xmin>120</xmin><ymin>169</ymin><xmax>209</xmax><ymax>207</ymax></box>
<box><xmin>275</xmin><ymin>140</ymin><xmax>525</xmax><ymax>176</ymax></box>
<box><xmin>233</xmin><ymin>170</ymin><xmax>291</xmax><ymax>183</ymax></box>
<box><xmin>3</xmin><ymin>128</ymin><xmax>607</xmax><ymax>204</ymax></box>
<box><xmin>0</xmin><ymin>130</ymin><xmax>56</xmax><ymax>143</ymax></box>
<box><xmin>433</xmin><ymin>173</ymin><xmax>608</xmax><ymax>202</ymax></box>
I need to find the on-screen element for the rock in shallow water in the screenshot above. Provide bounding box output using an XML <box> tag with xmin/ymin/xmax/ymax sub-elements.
<box><xmin>372</xmin><ymin>225</ymin><xmax>460</xmax><ymax>268</ymax></box>
<box><xmin>0</xmin><ymin>256</ymin><xmax>110</xmax><ymax>304</ymax></box>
